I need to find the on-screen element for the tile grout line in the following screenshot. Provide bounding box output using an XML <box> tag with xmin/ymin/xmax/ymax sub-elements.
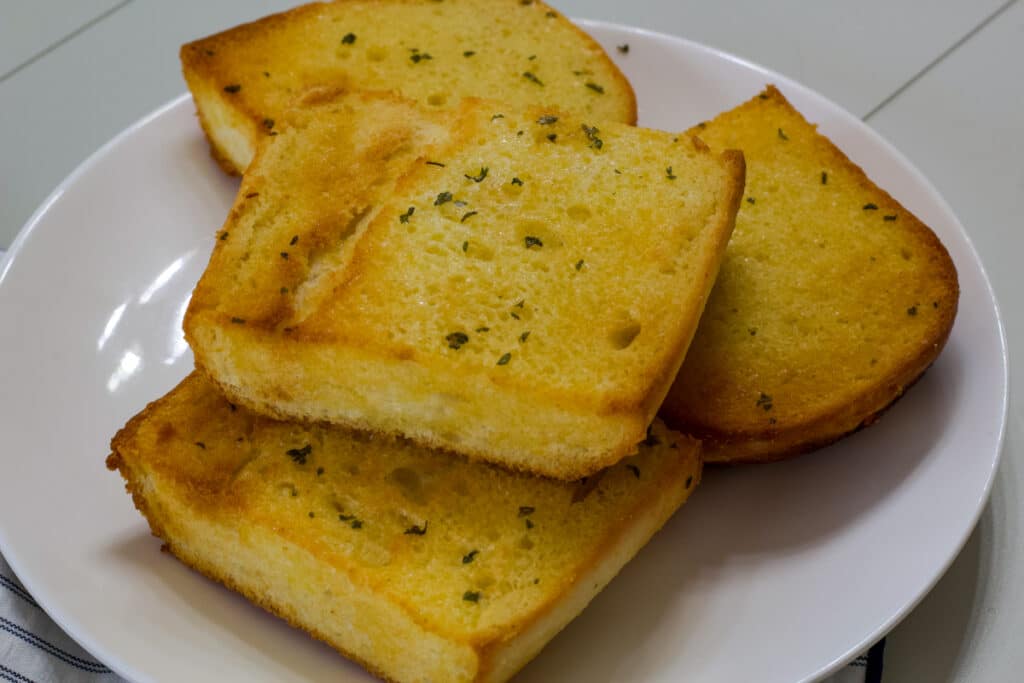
<box><xmin>0</xmin><ymin>0</ymin><xmax>135</xmax><ymax>84</ymax></box>
<box><xmin>863</xmin><ymin>0</ymin><xmax>1019</xmax><ymax>122</ymax></box>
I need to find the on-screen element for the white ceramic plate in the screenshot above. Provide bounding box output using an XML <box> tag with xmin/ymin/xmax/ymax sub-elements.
<box><xmin>0</xmin><ymin>21</ymin><xmax>1007</xmax><ymax>683</ymax></box>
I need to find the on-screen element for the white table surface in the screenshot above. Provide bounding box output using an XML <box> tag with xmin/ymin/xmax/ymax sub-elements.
<box><xmin>1</xmin><ymin>1</ymin><xmax>1021</xmax><ymax>680</ymax></box>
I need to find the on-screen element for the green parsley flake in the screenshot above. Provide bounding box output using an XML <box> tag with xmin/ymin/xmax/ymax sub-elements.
<box><xmin>286</xmin><ymin>444</ymin><xmax>312</xmax><ymax>464</ymax></box>
<box><xmin>465</xmin><ymin>167</ymin><xmax>489</xmax><ymax>182</ymax></box>
<box><xmin>434</xmin><ymin>191</ymin><xmax>453</xmax><ymax>206</ymax></box>
<box><xmin>341</xmin><ymin>33</ymin><xmax>356</xmax><ymax>45</ymax></box>
<box><xmin>446</xmin><ymin>332</ymin><xmax>469</xmax><ymax>350</ymax></box>
<box><xmin>523</xmin><ymin>72</ymin><xmax>544</xmax><ymax>86</ymax></box>
<box><xmin>581</xmin><ymin>124</ymin><xmax>603</xmax><ymax>150</ymax></box>
<box><xmin>525</xmin><ymin>236</ymin><xmax>543</xmax><ymax>248</ymax></box>
<box><xmin>497</xmin><ymin>352</ymin><xmax>512</xmax><ymax>366</ymax></box>
<box><xmin>399</xmin><ymin>206</ymin><xmax>415</xmax><ymax>223</ymax></box>
<box><xmin>586</xmin><ymin>82</ymin><xmax>605</xmax><ymax>94</ymax></box>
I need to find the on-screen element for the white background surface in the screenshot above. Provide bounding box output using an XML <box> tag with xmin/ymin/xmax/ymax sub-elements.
<box><xmin>1</xmin><ymin>1</ymin><xmax>1021</xmax><ymax>681</ymax></box>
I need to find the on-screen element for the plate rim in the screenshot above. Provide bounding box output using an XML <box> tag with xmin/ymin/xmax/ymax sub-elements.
<box><xmin>0</xmin><ymin>19</ymin><xmax>1009</xmax><ymax>683</ymax></box>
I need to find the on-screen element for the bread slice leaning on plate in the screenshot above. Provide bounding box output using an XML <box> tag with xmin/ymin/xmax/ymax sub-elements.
<box><xmin>660</xmin><ymin>85</ymin><xmax>959</xmax><ymax>463</ymax></box>
<box><xmin>180</xmin><ymin>0</ymin><xmax>636</xmax><ymax>174</ymax></box>
<box><xmin>184</xmin><ymin>89</ymin><xmax>744</xmax><ymax>480</ymax></box>
<box><xmin>107</xmin><ymin>371</ymin><xmax>701</xmax><ymax>683</ymax></box>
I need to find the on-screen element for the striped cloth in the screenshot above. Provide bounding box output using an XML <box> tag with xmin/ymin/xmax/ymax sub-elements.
<box><xmin>1</xmin><ymin>549</ymin><xmax>883</xmax><ymax>682</ymax></box>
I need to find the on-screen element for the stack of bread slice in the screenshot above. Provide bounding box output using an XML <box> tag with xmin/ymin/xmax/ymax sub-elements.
<box><xmin>110</xmin><ymin>1</ymin><xmax>742</xmax><ymax>681</ymax></box>
<box><xmin>107</xmin><ymin>1</ymin><xmax>958</xmax><ymax>681</ymax></box>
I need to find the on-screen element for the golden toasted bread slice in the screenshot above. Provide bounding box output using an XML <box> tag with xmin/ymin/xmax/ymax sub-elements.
<box><xmin>660</xmin><ymin>86</ymin><xmax>958</xmax><ymax>463</ymax></box>
<box><xmin>183</xmin><ymin>90</ymin><xmax>743</xmax><ymax>479</ymax></box>
<box><xmin>181</xmin><ymin>0</ymin><xmax>636</xmax><ymax>174</ymax></box>
<box><xmin>107</xmin><ymin>372</ymin><xmax>701</xmax><ymax>683</ymax></box>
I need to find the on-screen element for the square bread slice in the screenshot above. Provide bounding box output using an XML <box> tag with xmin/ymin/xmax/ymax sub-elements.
<box><xmin>660</xmin><ymin>86</ymin><xmax>959</xmax><ymax>463</ymax></box>
<box><xmin>107</xmin><ymin>371</ymin><xmax>701</xmax><ymax>683</ymax></box>
<box><xmin>181</xmin><ymin>0</ymin><xmax>636</xmax><ymax>174</ymax></box>
<box><xmin>184</xmin><ymin>90</ymin><xmax>744</xmax><ymax>480</ymax></box>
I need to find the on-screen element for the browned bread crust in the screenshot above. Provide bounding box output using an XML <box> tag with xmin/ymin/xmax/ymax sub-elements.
<box><xmin>660</xmin><ymin>86</ymin><xmax>959</xmax><ymax>463</ymax></box>
<box><xmin>180</xmin><ymin>0</ymin><xmax>637</xmax><ymax>174</ymax></box>
<box><xmin>107</xmin><ymin>372</ymin><xmax>701</xmax><ymax>682</ymax></box>
<box><xmin>184</xmin><ymin>90</ymin><xmax>743</xmax><ymax>479</ymax></box>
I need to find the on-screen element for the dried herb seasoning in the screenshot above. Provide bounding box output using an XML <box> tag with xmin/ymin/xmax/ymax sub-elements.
<box><xmin>462</xmin><ymin>549</ymin><xmax>479</xmax><ymax>564</ymax></box>
<box><xmin>581</xmin><ymin>124</ymin><xmax>603</xmax><ymax>149</ymax></box>
<box><xmin>777</xmin><ymin>128</ymin><xmax>789</xmax><ymax>140</ymax></box>
<box><xmin>756</xmin><ymin>393</ymin><xmax>773</xmax><ymax>411</ymax></box>
<box><xmin>586</xmin><ymin>82</ymin><xmax>605</xmax><ymax>94</ymax></box>
<box><xmin>537</xmin><ymin>115</ymin><xmax>558</xmax><ymax>125</ymax></box>
<box><xmin>525</xmin><ymin>236</ymin><xmax>543</xmax><ymax>248</ymax></box>
<box><xmin>287</xmin><ymin>444</ymin><xmax>312</xmax><ymax>464</ymax></box>
<box><xmin>523</xmin><ymin>71</ymin><xmax>543</xmax><ymax>86</ymax></box>
<box><xmin>497</xmin><ymin>352</ymin><xmax>512</xmax><ymax>365</ymax></box>
<box><xmin>404</xmin><ymin>522</ymin><xmax>428</xmax><ymax>536</ymax></box>
<box><xmin>223</xmin><ymin>84</ymin><xmax>241</xmax><ymax>93</ymax></box>
<box><xmin>463</xmin><ymin>591</ymin><xmax>481</xmax><ymax>603</ymax></box>
<box><xmin>465</xmin><ymin>167</ymin><xmax>489</xmax><ymax>182</ymax></box>
<box><xmin>434</xmin><ymin>191</ymin><xmax>453</xmax><ymax>205</ymax></box>
<box><xmin>399</xmin><ymin>206</ymin><xmax>415</xmax><ymax>223</ymax></box>
<box><xmin>461</xmin><ymin>211</ymin><xmax>478</xmax><ymax>223</ymax></box>
<box><xmin>341</xmin><ymin>33</ymin><xmax>356</xmax><ymax>45</ymax></box>
<box><xmin>446</xmin><ymin>332</ymin><xmax>469</xmax><ymax>349</ymax></box>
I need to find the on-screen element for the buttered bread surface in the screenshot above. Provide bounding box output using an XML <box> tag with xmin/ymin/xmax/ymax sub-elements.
<box><xmin>181</xmin><ymin>0</ymin><xmax>636</xmax><ymax>174</ymax></box>
<box><xmin>184</xmin><ymin>91</ymin><xmax>743</xmax><ymax>479</ymax></box>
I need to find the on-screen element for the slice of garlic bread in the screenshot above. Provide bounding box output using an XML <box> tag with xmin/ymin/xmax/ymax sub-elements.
<box><xmin>107</xmin><ymin>372</ymin><xmax>701</xmax><ymax>683</ymax></box>
<box><xmin>181</xmin><ymin>0</ymin><xmax>636</xmax><ymax>174</ymax></box>
<box><xmin>660</xmin><ymin>86</ymin><xmax>958</xmax><ymax>463</ymax></box>
<box><xmin>184</xmin><ymin>90</ymin><xmax>743</xmax><ymax>479</ymax></box>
